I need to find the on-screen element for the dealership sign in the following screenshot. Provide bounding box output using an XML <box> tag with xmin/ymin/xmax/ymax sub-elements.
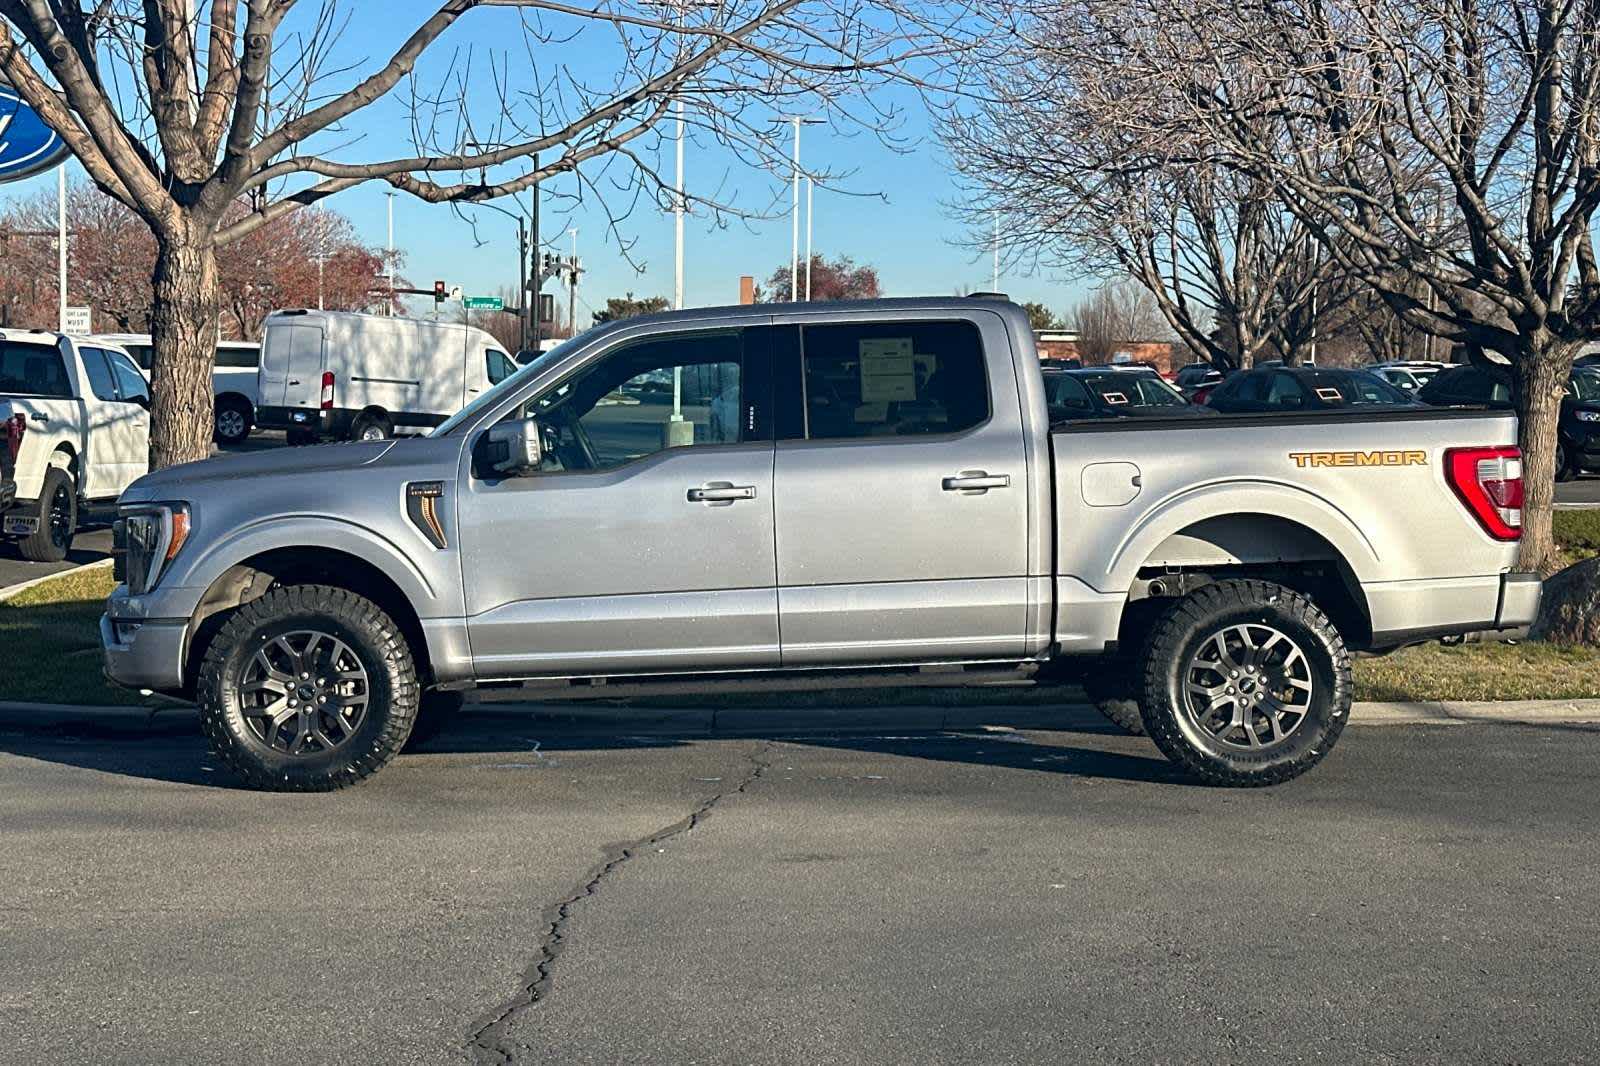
<box><xmin>0</xmin><ymin>82</ymin><xmax>70</xmax><ymax>184</ymax></box>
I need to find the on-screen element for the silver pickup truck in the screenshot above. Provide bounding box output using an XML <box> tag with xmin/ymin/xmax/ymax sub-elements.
<box><xmin>100</xmin><ymin>298</ymin><xmax>1540</xmax><ymax>791</ymax></box>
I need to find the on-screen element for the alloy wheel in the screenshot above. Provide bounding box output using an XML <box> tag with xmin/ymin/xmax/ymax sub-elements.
<box><xmin>1181</xmin><ymin>623</ymin><xmax>1314</xmax><ymax>750</ymax></box>
<box><xmin>237</xmin><ymin>630</ymin><xmax>372</xmax><ymax>756</ymax></box>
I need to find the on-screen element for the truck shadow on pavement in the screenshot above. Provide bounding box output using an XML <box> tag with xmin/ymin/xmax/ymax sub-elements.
<box><xmin>0</xmin><ymin>703</ymin><xmax>1195</xmax><ymax>790</ymax></box>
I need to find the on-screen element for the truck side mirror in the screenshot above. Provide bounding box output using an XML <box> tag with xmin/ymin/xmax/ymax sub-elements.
<box><xmin>481</xmin><ymin>418</ymin><xmax>542</xmax><ymax>477</ymax></box>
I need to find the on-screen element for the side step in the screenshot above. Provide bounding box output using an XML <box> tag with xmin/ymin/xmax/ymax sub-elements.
<box><xmin>473</xmin><ymin>662</ymin><xmax>1044</xmax><ymax>702</ymax></box>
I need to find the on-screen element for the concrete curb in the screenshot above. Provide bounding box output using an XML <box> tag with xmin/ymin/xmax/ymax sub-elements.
<box><xmin>0</xmin><ymin>557</ymin><xmax>113</xmax><ymax>604</ymax></box>
<box><xmin>3</xmin><ymin>696</ymin><xmax>1599</xmax><ymax>736</ymax></box>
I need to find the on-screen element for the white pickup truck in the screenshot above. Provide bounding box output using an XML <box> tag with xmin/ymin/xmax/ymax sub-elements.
<box><xmin>93</xmin><ymin>333</ymin><xmax>262</xmax><ymax>445</ymax></box>
<box><xmin>0</xmin><ymin>329</ymin><xmax>149</xmax><ymax>561</ymax></box>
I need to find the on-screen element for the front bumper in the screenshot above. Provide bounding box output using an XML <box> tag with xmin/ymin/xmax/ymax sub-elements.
<box><xmin>100</xmin><ymin>611</ymin><xmax>189</xmax><ymax>693</ymax></box>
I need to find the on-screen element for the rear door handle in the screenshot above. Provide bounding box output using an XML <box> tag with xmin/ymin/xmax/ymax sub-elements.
<box><xmin>687</xmin><ymin>482</ymin><xmax>757</xmax><ymax>505</ymax></box>
<box><xmin>942</xmin><ymin>471</ymin><xmax>1010</xmax><ymax>493</ymax></box>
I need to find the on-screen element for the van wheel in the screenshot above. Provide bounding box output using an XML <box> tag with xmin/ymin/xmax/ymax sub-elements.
<box><xmin>1139</xmin><ymin>579</ymin><xmax>1350</xmax><ymax>787</ymax></box>
<box><xmin>214</xmin><ymin>398</ymin><xmax>253</xmax><ymax>444</ymax></box>
<box><xmin>351</xmin><ymin>413</ymin><xmax>392</xmax><ymax>442</ymax></box>
<box><xmin>18</xmin><ymin>466</ymin><xmax>76</xmax><ymax>563</ymax></box>
<box><xmin>196</xmin><ymin>584</ymin><xmax>420</xmax><ymax>791</ymax></box>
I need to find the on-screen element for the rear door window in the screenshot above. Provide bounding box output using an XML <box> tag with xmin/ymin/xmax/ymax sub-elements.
<box><xmin>79</xmin><ymin>347</ymin><xmax>119</xmax><ymax>401</ymax></box>
<box><xmin>794</xmin><ymin>321</ymin><xmax>989</xmax><ymax>440</ymax></box>
<box><xmin>286</xmin><ymin>326</ymin><xmax>324</xmax><ymax>381</ymax></box>
<box><xmin>107</xmin><ymin>351</ymin><xmax>149</xmax><ymax>405</ymax></box>
<box><xmin>0</xmin><ymin>341</ymin><xmax>72</xmax><ymax>398</ymax></box>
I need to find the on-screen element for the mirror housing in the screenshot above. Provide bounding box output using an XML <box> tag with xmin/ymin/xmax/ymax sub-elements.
<box><xmin>482</xmin><ymin>418</ymin><xmax>542</xmax><ymax>477</ymax></box>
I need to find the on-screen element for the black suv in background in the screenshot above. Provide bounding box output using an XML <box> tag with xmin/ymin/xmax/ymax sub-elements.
<box><xmin>1203</xmin><ymin>366</ymin><xmax>1418</xmax><ymax>414</ymax></box>
<box><xmin>1043</xmin><ymin>367</ymin><xmax>1214</xmax><ymax>421</ymax></box>
<box><xmin>1418</xmin><ymin>363</ymin><xmax>1600</xmax><ymax>480</ymax></box>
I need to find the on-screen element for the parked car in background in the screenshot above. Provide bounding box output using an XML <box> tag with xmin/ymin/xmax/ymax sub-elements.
<box><xmin>1044</xmin><ymin>367</ymin><xmax>1216</xmax><ymax>421</ymax></box>
<box><xmin>1204</xmin><ymin>366</ymin><xmax>1419</xmax><ymax>414</ymax></box>
<box><xmin>0</xmin><ymin>330</ymin><xmax>148</xmax><ymax>561</ymax></box>
<box><xmin>1370</xmin><ymin>360</ymin><xmax>1447</xmax><ymax>395</ymax></box>
<box><xmin>94</xmin><ymin>333</ymin><xmax>262</xmax><ymax>445</ymax></box>
<box><xmin>256</xmin><ymin>310</ymin><xmax>516</xmax><ymax>443</ymax></box>
<box><xmin>1418</xmin><ymin>362</ymin><xmax>1600</xmax><ymax>480</ymax></box>
<box><xmin>1175</xmin><ymin>362</ymin><xmax>1229</xmax><ymax>400</ymax></box>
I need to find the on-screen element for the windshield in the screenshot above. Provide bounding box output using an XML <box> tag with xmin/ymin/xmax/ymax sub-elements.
<box><xmin>1081</xmin><ymin>372</ymin><xmax>1189</xmax><ymax>410</ymax></box>
<box><xmin>1571</xmin><ymin>369</ymin><xmax>1600</xmax><ymax>402</ymax></box>
<box><xmin>1303</xmin><ymin>370</ymin><xmax>1413</xmax><ymax>406</ymax></box>
<box><xmin>432</xmin><ymin>333</ymin><xmax>588</xmax><ymax>436</ymax></box>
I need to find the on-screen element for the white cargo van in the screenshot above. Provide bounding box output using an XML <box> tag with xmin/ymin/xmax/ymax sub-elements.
<box><xmin>255</xmin><ymin>310</ymin><xmax>516</xmax><ymax>442</ymax></box>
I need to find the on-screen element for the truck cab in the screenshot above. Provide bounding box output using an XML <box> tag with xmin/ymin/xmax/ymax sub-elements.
<box><xmin>1</xmin><ymin>330</ymin><xmax>148</xmax><ymax>561</ymax></box>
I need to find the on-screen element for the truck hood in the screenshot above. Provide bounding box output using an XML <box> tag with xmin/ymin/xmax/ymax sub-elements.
<box><xmin>121</xmin><ymin>441</ymin><xmax>396</xmax><ymax>503</ymax></box>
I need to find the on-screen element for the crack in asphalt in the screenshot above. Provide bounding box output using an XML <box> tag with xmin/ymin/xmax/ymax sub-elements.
<box><xmin>466</xmin><ymin>740</ymin><xmax>775</xmax><ymax>1065</ymax></box>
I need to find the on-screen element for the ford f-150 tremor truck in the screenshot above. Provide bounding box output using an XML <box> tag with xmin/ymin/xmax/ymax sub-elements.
<box><xmin>1</xmin><ymin>330</ymin><xmax>150</xmax><ymax>561</ymax></box>
<box><xmin>100</xmin><ymin>298</ymin><xmax>1540</xmax><ymax>791</ymax></box>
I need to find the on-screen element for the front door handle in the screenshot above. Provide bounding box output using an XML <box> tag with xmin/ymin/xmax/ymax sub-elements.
<box><xmin>942</xmin><ymin>471</ymin><xmax>1010</xmax><ymax>493</ymax></box>
<box><xmin>687</xmin><ymin>482</ymin><xmax>757</xmax><ymax>505</ymax></box>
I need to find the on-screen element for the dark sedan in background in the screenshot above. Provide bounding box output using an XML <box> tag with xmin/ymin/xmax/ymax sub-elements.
<box><xmin>1044</xmin><ymin>367</ymin><xmax>1216</xmax><ymax>421</ymax></box>
<box><xmin>1419</xmin><ymin>363</ymin><xmax>1600</xmax><ymax>480</ymax></box>
<box><xmin>1203</xmin><ymin>366</ymin><xmax>1419</xmax><ymax>414</ymax></box>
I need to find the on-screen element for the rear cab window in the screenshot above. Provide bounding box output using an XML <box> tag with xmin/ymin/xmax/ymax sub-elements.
<box><xmin>790</xmin><ymin>320</ymin><xmax>990</xmax><ymax>440</ymax></box>
<box><xmin>0</xmin><ymin>340</ymin><xmax>73</xmax><ymax>398</ymax></box>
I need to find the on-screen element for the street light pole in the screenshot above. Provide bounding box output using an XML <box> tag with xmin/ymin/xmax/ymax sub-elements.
<box><xmin>805</xmin><ymin>176</ymin><xmax>814</xmax><ymax>301</ymax></box>
<box><xmin>675</xmin><ymin>98</ymin><xmax>686</xmax><ymax>311</ymax></box>
<box><xmin>791</xmin><ymin>115</ymin><xmax>800</xmax><ymax>301</ymax></box>
<box><xmin>385</xmin><ymin>192</ymin><xmax>396</xmax><ymax>315</ymax></box>
<box><xmin>517</xmin><ymin>216</ymin><xmax>529</xmax><ymax>350</ymax></box>
<box><xmin>57</xmin><ymin>163</ymin><xmax>66</xmax><ymax>332</ymax></box>
<box><xmin>992</xmin><ymin>211</ymin><xmax>1000</xmax><ymax>293</ymax></box>
<box><xmin>531</xmin><ymin>153</ymin><xmax>541</xmax><ymax>351</ymax></box>
<box><xmin>568</xmin><ymin>228</ymin><xmax>578</xmax><ymax>336</ymax></box>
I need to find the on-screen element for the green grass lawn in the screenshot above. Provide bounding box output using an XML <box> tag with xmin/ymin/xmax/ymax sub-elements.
<box><xmin>4</xmin><ymin>563</ymin><xmax>1600</xmax><ymax>708</ymax></box>
<box><xmin>1553</xmin><ymin>508</ymin><xmax>1600</xmax><ymax>564</ymax></box>
<box><xmin>0</xmin><ymin>564</ymin><xmax>150</xmax><ymax>706</ymax></box>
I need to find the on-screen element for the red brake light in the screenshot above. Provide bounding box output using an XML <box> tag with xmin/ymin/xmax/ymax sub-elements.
<box><xmin>319</xmin><ymin>371</ymin><xmax>335</xmax><ymax>410</ymax></box>
<box><xmin>4</xmin><ymin>413</ymin><xmax>24</xmax><ymax>464</ymax></box>
<box><xmin>1445</xmin><ymin>446</ymin><xmax>1522</xmax><ymax>541</ymax></box>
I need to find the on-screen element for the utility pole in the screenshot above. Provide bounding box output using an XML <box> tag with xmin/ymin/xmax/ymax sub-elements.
<box><xmin>385</xmin><ymin>191</ymin><xmax>396</xmax><ymax>315</ymax></box>
<box><xmin>530</xmin><ymin>154</ymin><xmax>542</xmax><ymax>351</ymax></box>
<box><xmin>568</xmin><ymin>228</ymin><xmax>579</xmax><ymax>337</ymax></box>
<box><xmin>805</xmin><ymin>176</ymin><xmax>814</xmax><ymax>301</ymax></box>
<box><xmin>517</xmin><ymin>217</ymin><xmax>529</xmax><ymax>350</ymax></box>
<box><xmin>57</xmin><ymin>163</ymin><xmax>66</xmax><ymax>332</ymax></box>
<box><xmin>992</xmin><ymin>211</ymin><xmax>1000</xmax><ymax>293</ymax></box>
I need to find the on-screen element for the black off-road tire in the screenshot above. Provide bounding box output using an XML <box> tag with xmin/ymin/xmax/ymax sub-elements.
<box><xmin>1081</xmin><ymin>662</ymin><xmax>1146</xmax><ymax>736</ymax></box>
<box><xmin>18</xmin><ymin>465</ymin><xmax>76</xmax><ymax>563</ymax></box>
<box><xmin>1138</xmin><ymin>579</ymin><xmax>1351</xmax><ymax>787</ymax></box>
<box><xmin>403</xmin><ymin>689</ymin><xmax>464</xmax><ymax>751</ymax></box>
<box><xmin>197</xmin><ymin>584</ymin><xmax>419</xmax><ymax>791</ymax></box>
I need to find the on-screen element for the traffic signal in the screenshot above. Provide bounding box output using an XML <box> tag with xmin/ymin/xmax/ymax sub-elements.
<box><xmin>433</xmin><ymin>280</ymin><xmax>446</xmax><ymax>303</ymax></box>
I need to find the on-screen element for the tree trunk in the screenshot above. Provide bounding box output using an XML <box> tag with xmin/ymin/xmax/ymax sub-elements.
<box><xmin>1513</xmin><ymin>339</ymin><xmax>1577</xmax><ymax>572</ymax></box>
<box><xmin>149</xmin><ymin>224</ymin><xmax>220</xmax><ymax>470</ymax></box>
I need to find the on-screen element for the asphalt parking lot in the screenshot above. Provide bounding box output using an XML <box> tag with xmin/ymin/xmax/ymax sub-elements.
<box><xmin>3</xmin><ymin>707</ymin><xmax>1597</xmax><ymax>1065</ymax></box>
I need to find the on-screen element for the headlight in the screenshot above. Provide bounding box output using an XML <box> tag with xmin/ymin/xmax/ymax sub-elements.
<box><xmin>1576</xmin><ymin>410</ymin><xmax>1600</xmax><ymax>423</ymax></box>
<box><xmin>113</xmin><ymin>503</ymin><xmax>190</xmax><ymax>594</ymax></box>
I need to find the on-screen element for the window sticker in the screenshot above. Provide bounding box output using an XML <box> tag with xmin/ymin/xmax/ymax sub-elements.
<box><xmin>859</xmin><ymin>337</ymin><xmax>917</xmax><ymax>402</ymax></box>
<box><xmin>1101</xmin><ymin>391</ymin><xmax>1129</xmax><ymax>405</ymax></box>
<box><xmin>1315</xmin><ymin>387</ymin><xmax>1344</xmax><ymax>403</ymax></box>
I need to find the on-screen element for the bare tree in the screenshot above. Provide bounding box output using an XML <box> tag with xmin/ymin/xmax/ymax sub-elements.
<box><xmin>944</xmin><ymin>14</ymin><xmax>1350</xmax><ymax>370</ymax></box>
<box><xmin>1069</xmin><ymin>279</ymin><xmax>1166</xmax><ymax>364</ymax></box>
<box><xmin>0</xmin><ymin>0</ymin><xmax>979</xmax><ymax>466</ymax></box>
<box><xmin>1005</xmin><ymin>0</ymin><xmax>1600</xmax><ymax>568</ymax></box>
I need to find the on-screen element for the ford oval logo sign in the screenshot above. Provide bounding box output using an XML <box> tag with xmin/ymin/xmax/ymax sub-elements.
<box><xmin>0</xmin><ymin>84</ymin><xmax>70</xmax><ymax>184</ymax></box>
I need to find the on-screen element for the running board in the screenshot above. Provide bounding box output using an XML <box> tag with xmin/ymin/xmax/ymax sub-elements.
<box><xmin>468</xmin><ymin>661</ymin><xmax>1043</xmax><ymax>702</ymax></box>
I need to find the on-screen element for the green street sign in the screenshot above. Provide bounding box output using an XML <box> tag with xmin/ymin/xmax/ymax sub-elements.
<box><xmin>463</xmin><ymin>296</ymin><xmax>504</xmax><ymax>310</ymax></box>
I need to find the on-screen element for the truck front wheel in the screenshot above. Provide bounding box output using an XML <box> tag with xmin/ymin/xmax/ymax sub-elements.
<box><xmin>196</xmin><ymin>584</ymin><xmax>420</xmax><ymax>791</ymax></box>
<box><xmin>1139</xmin><ymin>579</ymin><xmax>1350</xmax><ymax>786</ymax></box>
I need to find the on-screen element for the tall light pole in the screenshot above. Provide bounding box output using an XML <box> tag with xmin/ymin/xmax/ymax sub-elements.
<box><xmin>992</xmin><ymin>211</ymin><xmax>1000</xmax><ymax>293</ymax></box>
<box><xmin>57</xmin><ymin>163</ymin><xmax>66</xmax><ymax>331</ymax></box>
<box><xmin>385</xmin><ymin>192</ymin><xmax>396</xmax><ymax>315</ymax></box>
<box><xmin>675</xmin><ymin>98</ymin><xmax>686</xmax><ymax>311</ymax></box>
<box><xmin>782</xmin><ymin>117</ymin><xmax>823</xmax><ymax>301</ymax></box>
<box><xmin>568</xmin><ymin>227</ymin><xmax>579</xmax><ymax>336</ymax></box>
<box><xmin>804</xmin><ymin>176</ymin><xmax>814</xmax><ymax>301</ymax></box>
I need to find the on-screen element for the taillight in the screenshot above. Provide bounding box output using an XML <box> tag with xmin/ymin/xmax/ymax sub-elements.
<box><xmin>319</xmin><ymin>371</ymin><xmax>335</xmax><ymax>410</ymax></box>
<box><xmin>1445</xmin><ymin>446</ymin><xmax>1522</xmax><ymax>541</ymax></box>
<box><xmin>5</xmin><ymin>413</ymin><xmax>24</xmax><ymax>463</ymax></box>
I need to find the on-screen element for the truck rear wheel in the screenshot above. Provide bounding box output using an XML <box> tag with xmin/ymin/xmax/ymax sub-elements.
<box><xmin>17</xmin><ymin>466</ymin><xmax>76</xmax><ymax>562</ymax></box>
<box><xmin>196</xmin><ymin>584</ymin><xmax>420</xmax><ymax>791</ymax></box>
<box><xmin>214</xmin><ymin>397</ymin><xmax>253</xmax><ymax>444</ymax></box>
<box><xmin>1138</xmin><ymin>579</ymin><xmax>1350</xmax><ymax>786</ymax></box>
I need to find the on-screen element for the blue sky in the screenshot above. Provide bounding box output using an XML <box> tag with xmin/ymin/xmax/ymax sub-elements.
<box><xmin>3</xmin><ymin>1</ymin><xmax>1091</xmax><ymax>323</ymax></box>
